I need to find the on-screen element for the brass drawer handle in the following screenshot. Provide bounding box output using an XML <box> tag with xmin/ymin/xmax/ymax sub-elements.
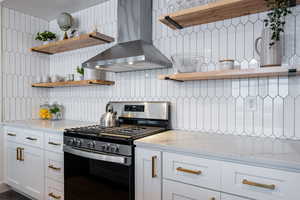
<box><xmin>19</xmin><ymin>148</ymin><xmax>25</xmax><ymax>161</ymax></box>
<box><xmin>176</xmin><ymin>167</ymin><xmax>202</xmax><ymax>175</ymax></box>
<box><xmin>242</xmin><ymin>179</ymin><xmax>275</xmax><ymax>190</ymax></box>
<box><xmin>8</xmin><ymin>133</ymin><xmax>16</xmax><ymax>137</ymax></box>
<box><xmin>152</xmin><ymin>156</ymin><xmax>158</xmax><ymax>178</ymax></box>
<box><xmin>48</xmin><ymin>165</ymin><xmax>61</xmax><ymax>171</ymax></box>
<box><xmin>48</xmin><ymin>142</ymin><xmax>61</xmax><ymax>146</ymax></box>
<box><xmin>26</xmin><ymin>137</ymin><xmax>38</xmax><ymax>141</ymax></box>
<box><xmin>48</xmin><ymin>192</ymin><xmax>61</xmax><ymax>199</ymax></box>
<box><xmin>16</xmin><ymin>147</ymin><xmax>20</xmax><ymax>161</ymax></box>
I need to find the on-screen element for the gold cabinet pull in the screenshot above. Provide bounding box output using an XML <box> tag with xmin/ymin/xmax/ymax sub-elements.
<box><xmin>48</xmin><ymin>142</ymin><xmax>61</xmax><ymax>146</ymax></box>
<box><xmin>176</xmin><ymin>167</ymin><xmax>202</xmax><ymax>175</ymax></box>
<box><xmin>16</xmin><ymin>147</ymin><xmax>20</xmax><ymax>161</ymax></box>
<box><xmin>152</xmin><ymin>156</ymin><xmax>158</xmax><ymax>178</ymax></box>
<box><xmin>48</xmin><ymin>165</ymin><xmax>61</xmax><ymax>171</ymax></box>
<box><xmin>8</xmin><ymin>133</ymin><xmax>16</xmax><ymax>137</ymax></box>
<box><xmin>26</xmin><ymin>137</ymin><xmax>37</xmax><ymax>141</ymax></box>
<box><xmin>19</xmin><ymin>148</ymin><xmax>25</xmax><ymax>161</ymax></box>
<box><xmin>242</xmin><ymin>179</ymin><xmax>275</xmax><ymax>190</ymax></box>
<box><xmin>48</xmin><ymin>192</ymin><xmax>61</xmax><ymax>199</ymax></box>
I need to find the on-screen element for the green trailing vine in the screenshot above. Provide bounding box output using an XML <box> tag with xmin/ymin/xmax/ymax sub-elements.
<box><xmin>35</xmin><ymin>31</ymin><xmax>57</xmax><ymax>42</ymax></box>
<box><xmin>264</xmin><ymin>0</ymin><xmax>293</xmax><ymax>46</ymax></box>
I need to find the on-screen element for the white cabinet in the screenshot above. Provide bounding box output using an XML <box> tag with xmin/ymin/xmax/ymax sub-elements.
<box><xmin>4</xmin><ymin>126</ymin><xmax>64</xmax><ymax>200</ymax></box>
<box><xmin>135</xmin><ymin>147</ymin><xmax>300</xmax><ymax>200</ymax></box>
<box><xmin>6</xmin><ymin>142</ymin><xmax>23</xmax><ymax>190</ymax></box>
<box><xmin>135</xmin><ymin>148</ymin><xmax>161</xmax><ymax>200</ymax></box>
<box><xmin>163</xmin><ymin>179</ymin><xmax>220</xmax><ymax>200</ymax></box>
<box><xmin>22</xmin><ymin>145</ymin><xmax>44</xmax><ymax>200</ymax></box>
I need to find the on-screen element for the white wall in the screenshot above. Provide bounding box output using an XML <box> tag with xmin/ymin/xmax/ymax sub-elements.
<box><xmin>0</xmin><ymin>6</ymin><xmax>50</xmax><ymax>184</ymax></box>
<box><xmin>49</xmin><ymin>0</ymin><xmax>300</xmax><ymax>140</ymax></box>
<box><xmin>2</xmin><ymin>7</ymin><xmax>50</xmax><ymax>121</ymax></box>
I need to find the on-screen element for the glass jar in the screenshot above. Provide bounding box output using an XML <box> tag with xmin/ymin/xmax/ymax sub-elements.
<box><xmin>39</xmin><ymin>102</ymin><xmax>51</xmax><ymax>120</ymax></box>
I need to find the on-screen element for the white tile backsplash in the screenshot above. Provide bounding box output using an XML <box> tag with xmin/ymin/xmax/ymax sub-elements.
<box><xmin>2</xmin><ymin>7</ymin><xmax>50</xmax><ymax>121</ymax></box>
<box><xmin>1</xmin><ymin>1</ymin><xmax>300</xmax><ymax>140</ymax></box>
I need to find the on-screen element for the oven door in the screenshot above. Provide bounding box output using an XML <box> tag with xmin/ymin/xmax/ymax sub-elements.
<box><xmin>64</xmin><ymin>146</ymin><xmax>134</xmax><ymax>200</ymax></box>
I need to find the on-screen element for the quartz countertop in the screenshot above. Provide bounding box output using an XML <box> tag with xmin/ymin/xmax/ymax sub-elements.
<box><xmin>135</xmin><ymin>130</ymin><xmax>300</xmax><ymax>172</ymax></box>
<box><xmin>2</xmin><ymin>120</ymin><xmax>95</xmax><ymax>133</ymax></box>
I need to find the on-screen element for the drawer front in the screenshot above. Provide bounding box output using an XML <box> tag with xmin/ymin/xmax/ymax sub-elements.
<box><xmin>46</xmin><ymin>179</ymin><xmax>64</xmax><ymax>200</ymax></box>
<box><xmin>222</xmin><ymin>162</ymin><xmax>300</xmax><ymax>200</ymax></box>
<box><xmin>45</xmin><ymin>151</ymin><xmax>64</xmax><ymax>182</ymax></box>
<box><xmin>5</xmin><ymin>128</ymin><xmax>21</xmax><ymax>143</ymax></box>
<box><xmin>163</xmin><ymin>152</ymin><xmax>221</xmax><ymax>190</ymax></box>
<box><xmin>21</xmin><ymin>129</ymin><xmax>44</xmax><ymax>148</ymax></box>
<box><xmin>221</xmin><ymin>194</ymin><xmax>251</xmax><ymax>200</ymax></box>
<box><xmin>45</xmin><ymin>132</ymin><xmax>63</xmax><ymax>153</ymax></box>
<box><xmin>163</xmin><ymin>179</ymin><xmax>220</xmax><ymax>200</ymax></box>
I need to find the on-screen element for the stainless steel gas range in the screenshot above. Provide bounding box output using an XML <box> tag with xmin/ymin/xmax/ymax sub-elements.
<box><xmin>63</xmin><ymin>101</ymin><xmax>170</xmax><ymax>200</ymax></box>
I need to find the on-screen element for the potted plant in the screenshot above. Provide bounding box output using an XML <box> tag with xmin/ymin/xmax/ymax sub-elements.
<box><xmin>35</xmin><ymin>31</ymin><xmax>57</xmax><ymax>45</ymax></box>
<box><xmin>76</xmin><ymin>66</ymin><xmax>84</xmax><ymax>80</ymax></box>
<box><xmin>49</xmin><ymin>104</ymin><xmax>62</xmax><ymax>120</ymax></box>
<box><xmin>264</xmin><ymin>0</ymin><xmax>294</xmax><ymax>46</ymax></box>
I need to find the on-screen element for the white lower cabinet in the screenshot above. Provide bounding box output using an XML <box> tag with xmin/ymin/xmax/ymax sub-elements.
<box><xmin>135</xmin><ymin>148</ymin><xmax>161</xmax><ymax>200</ymax></box>
<box><xmin>163</xmin><ymin>179</ymin><xmax>220</xmax><ymax>200</ymax></box>
<box><xmin>6</xmin><ymin>142</ymin><xmax>23</xmax><ymax>190</ymax></box>
<box><xmin>135</xmin><ymin>147</ymin><xmax>300</xmax><ymax>200</ymax></box>
<box><xmin>22</xmin><ymin>145</ymin><xmax>44</xmax><ymax>200</ymax></box>
<box><xmin>4</xmin><ymin>127</ymin><xmax>64</xmax><ymax>200</ymax></box>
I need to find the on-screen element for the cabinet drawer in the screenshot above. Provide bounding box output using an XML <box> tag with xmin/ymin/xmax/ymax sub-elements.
<box><xmin>45</xmin><ymin>151</ymin><xmax>64</xmax><ymax>183</ymax></box>
<box><xmin>21</xmin><ymin>129</ymin><xmax>44</xmax><ymax>148</ymax></box>
<box><xmin>163</xmin><ymin>152</ymin><xmax>221</xmax><ymax>190</ymax></box>
<box><xmin>221</xmin><ymin>194</ymin><xmax>252</xmax><ymax>200</ymax></box>
<box><xmin>163</xmin><ymin>179</ymin><xmax>220</xmax><ymax>200</ymax></box>
<box><xmin>221</xmin><ymin>162</ymin><xmax>300</xmax><ymax>200</ymax></box>
<box><xmin>45</xmin><ymin>132</ymin><xmax>63</xmax><ymax>153</ymax></box>
<box><xmin>46</xmin><ymin>179</ymin><xmax>64</xmax><ymax>200</ymax></box>
<box><xmin>5</xmin><ymin>128</ymin><xmax>21</xmax><ymax>143</ymax></box>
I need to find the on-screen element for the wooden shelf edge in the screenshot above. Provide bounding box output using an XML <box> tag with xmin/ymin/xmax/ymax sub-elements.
<box><xmin>30</xmin><ymin>32</ymin><xmax>115</xmax><ymax>55</ymax></box>
<box><xmin>160</xmin><ymin>0</ymin><xmax>300</xmax><ymax>30</ymax></box>
<box><xmin>159</xmin><ymin>67</ymin><xmax>300</xmax><ymax>81</ymax></box>
<box><xmin>32</xmin><ymin>80</ymin><xmax>115</xmax><ymax>88</ymax></box>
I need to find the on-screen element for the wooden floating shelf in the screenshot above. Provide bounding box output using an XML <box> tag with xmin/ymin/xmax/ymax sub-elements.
<box><xmin>159</xmin><ymin>67</ymin><xmax>300</xmax><ymax>81</ymax></box>
<box><xmin>160</xmin><ymin>0</ymin><xmax>300</xmax><ymax>30</ymax></box>
<box><xmin>32</xmin><ymin>80</ymin><xmax>115</xmax><ymax>88</ymax></box>
<box><xmin>30</xmin><ymin>32</ymin><xmax>114</xmax><ymax>55</ymax></box>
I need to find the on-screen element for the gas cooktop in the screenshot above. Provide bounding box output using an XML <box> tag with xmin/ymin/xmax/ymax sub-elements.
<box><xmin>65</xmin><ymin>125</ymin><xmax>166</xmax><ymax>140</ymax></box>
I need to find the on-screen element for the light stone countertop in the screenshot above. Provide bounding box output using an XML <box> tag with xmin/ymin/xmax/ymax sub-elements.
<box><xmin>135</xmin><ymin>130</ymin><xmax>300</xmax><ymax>172</ymax></box>
<box><xmin>2</xmin><ymin>120</ymin><xmax>96</xmax><ymax>133</ymax></box>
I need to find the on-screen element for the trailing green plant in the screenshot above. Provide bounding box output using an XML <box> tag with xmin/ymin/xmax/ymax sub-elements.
<box><xmin>264</xmin><ymin>0</ymin><xmax>293</xmax><ymax>46</ymax></box>
<box><xmin>35</xmin><ymin>31</ymin><xmax>57</xmax><ymax>41</ymax></box>
<box><xmin>76</xmin><ymin>66</ymin><xmax>84</xmax><ymax>76</ymax></box>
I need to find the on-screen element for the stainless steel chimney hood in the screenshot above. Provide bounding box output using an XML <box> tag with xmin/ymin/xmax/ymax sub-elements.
<box><xmin>82</xmin><ymin>0</ymin><xmax>172</xmax><ymax>72</ymax></box>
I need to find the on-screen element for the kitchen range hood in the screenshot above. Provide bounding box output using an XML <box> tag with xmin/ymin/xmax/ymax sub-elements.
<box><xmin>82</xmin><ymin>0</ymin><xmax>172</xmax><ymax>72</ymax></box>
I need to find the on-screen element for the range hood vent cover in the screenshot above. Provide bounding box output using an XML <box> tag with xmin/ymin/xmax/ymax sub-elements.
<box><xmin>82</xmin><ymin>0</ymin><xmax>172</xmax><ymax>72</ymax></box>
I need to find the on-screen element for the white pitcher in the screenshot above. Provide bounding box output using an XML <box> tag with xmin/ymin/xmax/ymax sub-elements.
<box><xmin>255</xmin><ymin>28</ymin><xmax>282</xmax><ymax>67</ymax></box>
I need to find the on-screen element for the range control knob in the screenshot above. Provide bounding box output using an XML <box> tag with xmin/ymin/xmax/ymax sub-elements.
<box><xmin>88</xmin><ymin>141</ymin><xmax>96</xmax><ymax>148</ymax></box>
<box><xmin>76</xmin><ymin>140</ymin><xmax>82</xmax><ymax>147</ymax></box>
<box><xmin>111</xmin><ymin>145</ymin><xmax>119</xmax><ymax>153</ymax></box>
<box><xmin>68</xmin><ymin>138</ymin><xmax>75</xmax><ymax>145</ymax></box>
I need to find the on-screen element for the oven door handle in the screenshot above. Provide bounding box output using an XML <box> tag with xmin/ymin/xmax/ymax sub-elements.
<box><xmin>63</xmin><ymin>145</ymin><xmax>131</xmax><ymax>166</ymax></box>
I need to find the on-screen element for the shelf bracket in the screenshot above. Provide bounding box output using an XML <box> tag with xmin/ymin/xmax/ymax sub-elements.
<box><xmin>288</xmin><ymin>68</ymin><xmax>297</xmax><ymax>76</ymax></box>
<box><xmin>165</xmin><ymin>77</ymin><xmax>184</xmax><ymax>82</ymax></box>
<box><xmin>89</xmin><ymin>35</ymin><xmax>112</xmax><ymax>43</ymax></box>
<box><xmin>164</xmin><ymin>16</ymin><xmax>183</xmax><ymax>29</ymax></box>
